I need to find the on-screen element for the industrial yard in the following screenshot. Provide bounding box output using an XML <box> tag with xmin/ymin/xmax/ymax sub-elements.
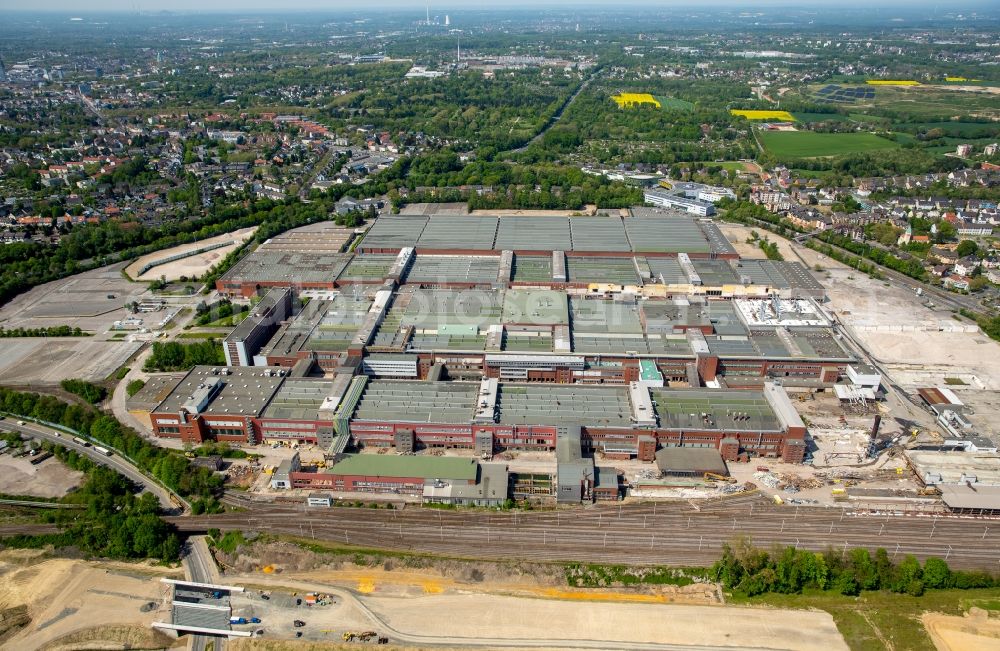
<box><xmin>96</xmin><ymin>206</ymin><xmax>996</xmax><ymax>519</ymax></box>
<box><xmin>0</xmin><ymin>452</ymin><xmax>84</xmax><ymax>499</ymax></box>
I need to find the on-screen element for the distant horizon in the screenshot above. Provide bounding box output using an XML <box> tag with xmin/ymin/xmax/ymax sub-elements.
<box><xmin>2</xmin><ymin>0</ymin><xmax>999</xmax><ymax>13</ymax></box>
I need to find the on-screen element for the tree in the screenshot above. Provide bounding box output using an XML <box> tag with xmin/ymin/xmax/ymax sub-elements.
<box><xmin>956</xmin><ymin>240</ymin><xmax>978</xmax><ymax>257</ymax></box>
<box><xmin>894</xmin><ymin>555</ymin><xmax>923</xmax><ymax>593</ymax></box>
<box><xmin>849</xmin><ymin>548</ymin><xmax>879</xmax><ymax>591</ymax></box>
<box><xmin>922</xmin><ymin>558</ymin><xmax>952</xmax><ymax>590</ymax></box>
<box><xmin>874</xmin><ymin>548</ymin><xmax>895</xmax><ymax>589</ymax></box>
<box><xmin>60</xmin><ymin>379</ymin><xmax>107</xmax><ymax>404</ymax></box>
<box><xmin>935</xmin><ymin>220</ymin><xmax>956</xmax><ymax>243</ymax></box>
<box><xmin>969</xmin><ymin>276</ymin><xmax>990</xmax><ymax>293</ymax></box>
<box><xmin>834</xmin><ymin>572</ymin><xmax>860</xmax><ymax>596</ymax></box>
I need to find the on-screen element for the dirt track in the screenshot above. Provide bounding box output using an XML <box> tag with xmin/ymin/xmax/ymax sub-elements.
<box><xmin>923</xmin><ymin>610</ymin><xmax>1000</xmax><ymax>651</ymax></box>
<box><xmin>125</xmin><ymin>227</ymin><xmax>256</xmax><ymax>281</ymax></box>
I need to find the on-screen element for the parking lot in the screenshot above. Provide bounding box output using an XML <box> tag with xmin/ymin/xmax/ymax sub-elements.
<box><xmin>0</xmin><ymin>262</ymin><xmax>150</xmax><ymax>334</ymax></box>
<box><xmin>0</xmin><ymin>337</ymin><xmax>141</xmax><ymax>384</ymax></box>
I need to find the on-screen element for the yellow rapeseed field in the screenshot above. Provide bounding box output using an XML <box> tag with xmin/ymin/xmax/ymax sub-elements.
<box><xmin>729</xmin><ymin>109</ymin><xmax>796</xmax><ymax>121</ymax></box>
<box><xmin>866</xmin><ymin>80</ymin><xmax>920</xmax><ymax>86</ymax></box>
<box><xmin>612</xmin><ymin>92</ymin><xmax>661</xmax><ymax>109</ymax></box>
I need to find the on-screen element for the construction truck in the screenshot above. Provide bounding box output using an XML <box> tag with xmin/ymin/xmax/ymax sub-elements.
<box><xmin>343</xmin><ymin>631</ymin><xmax>379</xmax><ymax>642</ymax></box>
<box><xmin>704</xmin><ymin>472</ymin><xmax>737</xmax><ymax>484</ymax></box>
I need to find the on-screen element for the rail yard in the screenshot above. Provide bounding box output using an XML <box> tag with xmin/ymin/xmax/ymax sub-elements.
<box><xmin>171</xmin><ymin>493</ymin><xmax>1000</xmax><ymax>571</ymax></box>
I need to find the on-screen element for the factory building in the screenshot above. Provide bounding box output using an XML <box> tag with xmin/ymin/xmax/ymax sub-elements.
<box><xmin>643</xmin><ymin>189</ymin><xmax>716</xmax><ymax>216</ymax></box>
<box><xmin>134</xmin><ymin>210</ymin><xmax>835</xmax><ymax>504</ymax></box>
<box><xmin>344</xmin><ymin>378</ymin><xmax>807</xmax><ymax>462</ymax></box>
<box><xmin>286</xmin><ymin>454</ymin><xmax>509</xmax><ymax>507</ymax></box>
<box><xmin>223</xmin><ymin>288</ymin><xmax>293</xmax><ymax>366</ymax></box>
<box><xmin>143</xmin><ymin>367</ymin><xmax>806</xmax><ymax>464</ymax></box>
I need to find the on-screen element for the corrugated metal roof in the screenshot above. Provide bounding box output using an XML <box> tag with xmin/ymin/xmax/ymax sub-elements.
<box><xmin>329</xmin><ymin>454</ymin><xmax>478</xmax><ymax>481</ymax></box>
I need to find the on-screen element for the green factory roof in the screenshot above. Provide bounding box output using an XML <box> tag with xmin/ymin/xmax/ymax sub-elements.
<box><xmin>639</xmin><ymin>359</ymin><xmax>664</xmax><ymax>382</ymax></box>
<box><xmin>328</xmin><ymin>454</ymin><xmax>478</xmax><ymax>481</ymax></box>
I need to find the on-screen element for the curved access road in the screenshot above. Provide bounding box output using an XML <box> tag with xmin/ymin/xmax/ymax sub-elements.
<box><xmin>0</xmin><ymin>419</ymin><xmax>178</xmax><ymax>512</ymax></box>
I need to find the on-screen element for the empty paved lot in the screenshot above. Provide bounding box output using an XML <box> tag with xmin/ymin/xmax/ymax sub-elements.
<box><xmin>0</xmin><ymin>262</ymin><xmax>150</xmax><ymax>334</ymax></box>
<box><xmin>0</xmin><ymin>338</ymin><xmax>141</xmax><ymax>384</ymax></box>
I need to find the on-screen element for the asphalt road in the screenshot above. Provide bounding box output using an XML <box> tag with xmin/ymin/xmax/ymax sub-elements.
<box><xmin>0</xmin><ymin>419</ymin><xmax>176</xmax><ymax>511</ymax></box>
<box><xmin>170</xmin><ymin>494</ymin><xmax>1000</xmax><ymax>571</ymax></box>
<box><xmin>184</xmin><ymin>535</ymin><xmax>226</xmax><ymax>651</ymax></box>
<box><xmin>508</xmin><ymin>69</ymin><xmax>598</xmax><ymax>154</ymax></box>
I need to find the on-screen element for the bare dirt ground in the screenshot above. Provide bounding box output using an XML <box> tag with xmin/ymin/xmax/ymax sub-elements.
<box><xmin>743</xmin><ymin>232</ymin><xmax>1000</xmax><ymax>433</ymax></box>
<box><xmin>0</xmin><ymin>455</ymin><xmax>83</xmax><ymax>499</ymax></box>
<box><xmin>0</xmin><ymin>550</ymin><xmax>181</xmax><ymax>651</ymax></box>
<box><xmin>361</xmin><ymin>593</ymin><xmax>847</xmax><ymax>651</ymax></box>
<box><xmin>125</xmin><ymin>226</ymin><xmax>257</xmax><ymax>282</ymax></box>
<box><xmin>923</xmin><ymin>609</ymin><xmax>1000</xmax><ymax>651</ymax></box>
<box><xmin>925</xmin><ymin>84</ymin><xmax>1000</xmax><ymax>95</ymax></box>
<box><xmin>470</xmin><ymin>206</ymin><xmax>598</xmax><ymax>217</ymax></box>
<box><xmin>804</xmin><ymin>248</ymin><xmax>1000</xmax><ymax>389</ymax></box>
<box><xmin>218</xmin><ymin>539</ymin><xmax>845</xmax><ymax>650</ymax></box>
<box><xmin>716</xmin><ymin>223</ymin><xmax>796</xmax><ymax>261</ymax></box>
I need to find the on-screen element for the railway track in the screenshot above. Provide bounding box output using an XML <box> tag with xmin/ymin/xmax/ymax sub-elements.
<box><xmin>169</xmin><ymin>496</ymin><xmax>1000</xmax><ymax>571</ymax></box>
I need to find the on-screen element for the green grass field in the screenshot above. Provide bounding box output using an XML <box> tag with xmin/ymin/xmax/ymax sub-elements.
<box><xmin>731</xmin><ymin>587</ymin><xmax>1000</xmax><ymax>651</ymax></box>
<box><xmin>690</xmin><ymin>161</ymin><xmax>748</xmax><ymax>171</ymax></box>
<box><xmin>655</xmin><ymin>96</ymin><xmax>695</xmax><ymax>111</ymax></box>
<box><xmin>866</xmin><ymin>85</ymin><xmax>1000</xmax><ymax>120</ymax></box>
<box><xmin>760</xmin><ymin>131</ymin><xmax>899</xmax><ymax>158</ymax></box>
<box><xmin>792</xmin><ymin>112</ymin><xmax>852</xmax><ymax>123</ymax></box>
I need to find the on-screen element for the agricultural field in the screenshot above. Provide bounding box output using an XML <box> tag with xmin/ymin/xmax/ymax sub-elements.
<box><xmin>867</xmin><ymin>80</ymin><xmax>921</xmax><ymax>86</ymax></box>
<box><xmin>690</xmin><ymin>161</ymin><xmax>750</xmax><ymax>171</ymax></box>
<box><xmin>612</xmin><ymin>92</ymin><xmax>661</xmax><ymax>109</ymax></box>
<box><xmin>656</xmin><ymin>96</ymin><xmax>695</xmax><ymax>111</ymax></box>
<box><xmin>731</xmin><ymin>109</ymin><xmax>796</xmax><ymax>121</ymax></box>
<box><xmin>792</xmin><ymin>112</ymin><xmax>853</xmax><ymax>123</ymax></box>
<box><xmin>759</xmin><ymin>131</ymin><xmax>899</xmax><ymax>158</ymax></box>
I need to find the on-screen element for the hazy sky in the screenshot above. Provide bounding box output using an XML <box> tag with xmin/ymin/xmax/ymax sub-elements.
<box><xmin>1</xmin><ymin>0</ymin><xmax>991</xmax><ymax>11</ymax></box>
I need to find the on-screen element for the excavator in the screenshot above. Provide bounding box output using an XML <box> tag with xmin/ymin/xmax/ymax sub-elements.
<box><xmin>704</xmin><ymin>472</ymin><xmax>737</xmax><ymax>484</ymax></box>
